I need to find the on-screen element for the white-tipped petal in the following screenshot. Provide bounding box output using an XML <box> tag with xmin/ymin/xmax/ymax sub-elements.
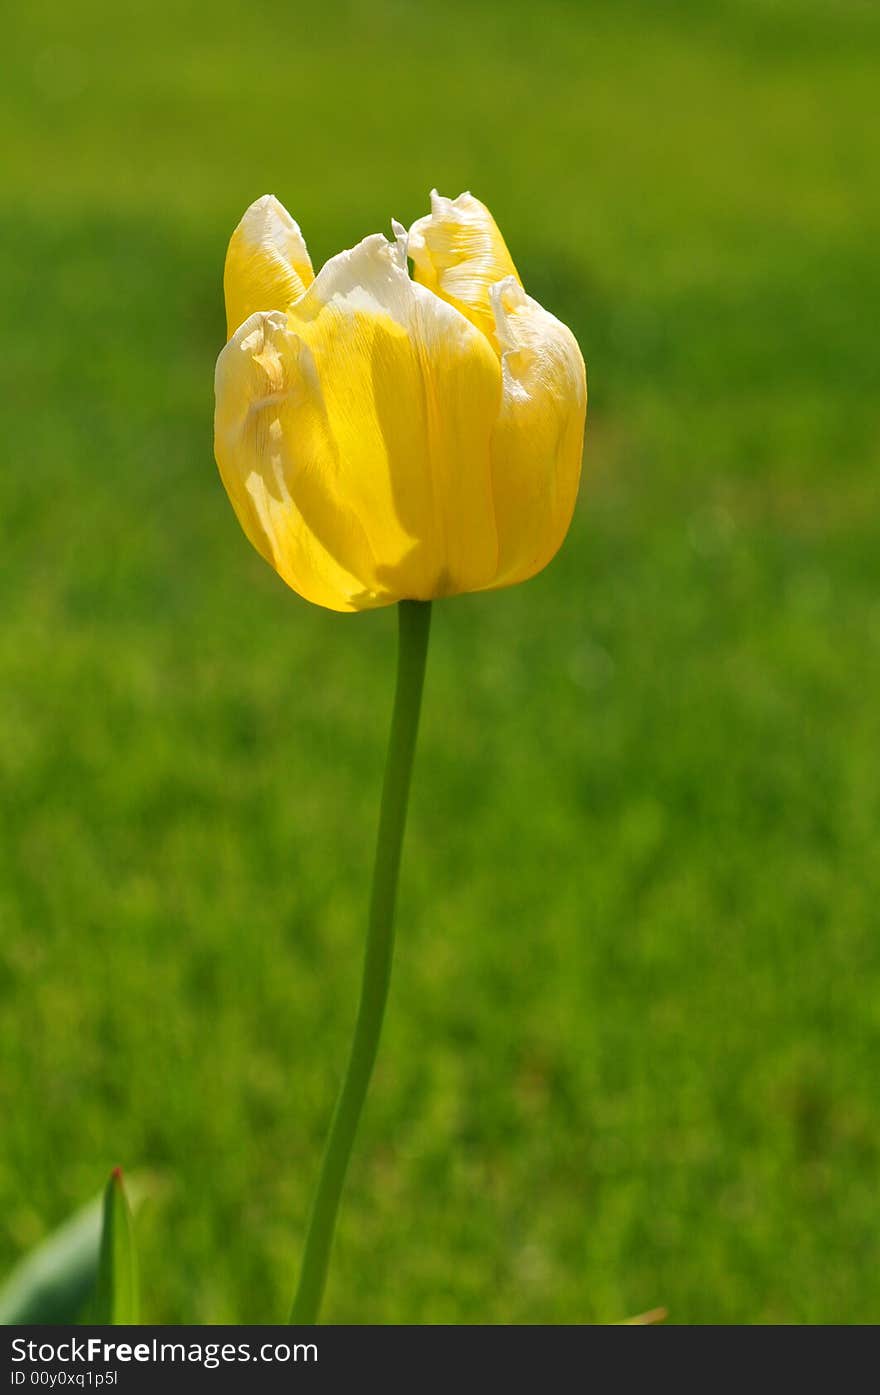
<box><xmin>408</xmin><ymin>190</ymin><xmax>521</xmax><ymax>347</ymax></box>
<box><xmin>390</xmin><ymin>218</ymin><xmax>409</xmax><ymax>270</ymax></box>
<box><xmin>488</xmin><ymin>277</ymin><xmax>587</xmax><ymax>588</ymax></box>
<box><xmin>223</xmin><ymin>194</ymin><xmax>315</xmax><ymax>340</ymax></box>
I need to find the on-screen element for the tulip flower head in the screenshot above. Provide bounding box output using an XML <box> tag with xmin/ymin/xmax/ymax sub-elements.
<box><xmin>214</xmin><ymin>191</ymin><xmax>587</xmax><ymax>612</ymax></box>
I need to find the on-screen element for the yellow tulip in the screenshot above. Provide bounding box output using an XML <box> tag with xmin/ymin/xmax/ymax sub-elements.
<box><xmin>214</xmin><ymin>190</ymin><xmax>587</xmax><ymax>612</ymax></box>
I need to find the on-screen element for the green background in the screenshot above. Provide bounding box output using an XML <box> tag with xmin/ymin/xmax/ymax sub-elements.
<box><xmin>1</xmin><ymin>0</ymin><xmax>878</xmax><ymax>1323</ymax></box>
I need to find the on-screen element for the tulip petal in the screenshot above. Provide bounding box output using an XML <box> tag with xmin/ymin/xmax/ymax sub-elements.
<box><xmin>214</xmin><ymin>311</ymin><xmax>378</xmax><ymax>611</ymax></box>
<box><xmin>224</xmin><ymin>195</ymin><xmax>315</xmax><ymax>340</ymax></box>
<box><xmin>408</xmin><ymin>191</ymin><xmax>521</xmax><ymax>348</ymax></box>
<box><xmin>215</xmin><ymin>234</ymin><xmax>503</xmax><ymax>610</ymax></box>
<box><xmin>487</xmin><ymin>277</ymin><xmax>587</xmax><ymax>589</ymax></box>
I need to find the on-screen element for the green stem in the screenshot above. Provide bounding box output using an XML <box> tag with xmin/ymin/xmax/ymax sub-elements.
<box><xmin>290</xmin><ymin>599</ymin><xmax>432</xmax><ymax>1324</ymax></box>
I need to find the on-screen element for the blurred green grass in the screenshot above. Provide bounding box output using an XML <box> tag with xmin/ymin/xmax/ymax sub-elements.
<box><xmin>1</xmin><ymin>0</ymin><xmax>879</xmax><ymax>1322</ymax></box>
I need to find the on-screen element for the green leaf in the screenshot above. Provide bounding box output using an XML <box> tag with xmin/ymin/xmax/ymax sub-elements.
<box><xmin>0</xmin><ymin>1195</ymin><xmax>105</xmax><ymax>1325</ymax></box>
<box><xmin>93</xmin><ymin>1169</ymin><xmax>140</xmax><ymax>1324</ymax></box>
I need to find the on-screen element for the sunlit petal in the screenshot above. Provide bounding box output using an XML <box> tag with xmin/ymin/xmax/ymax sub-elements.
<box><xmin>487</xmin><ymin>277</ymin><xmax>587</xmax><ymax>589</ymax></box>
<box><xmin>214</xmin><ymin>310</ymin><xmax>376</xmax><ymax>611</ymax></box>
<box><xmin>408</xmin><ymin>190</ymin><xmax>520</xmax><ymax>348</ymax></box>
<box><xmin>223</xmin><ymin>194</ymin><xmax>315</xmax><ymax>340</ymax></box>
